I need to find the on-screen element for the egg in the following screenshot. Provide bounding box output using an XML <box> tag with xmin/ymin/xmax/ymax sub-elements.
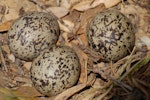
<box><xmin>87</xmin><ymin>10</ymin><xmax>135</xmax><ymax>62</ymax></box>
<box><xmin>8</xmin><ymin>12</ymin><xmax>60</xmax><ymax>61</ymax></box>
<box><xmin>30</xmin><ymin>45</ymin><xmax>80</xmax><ymax>96</ymax></box>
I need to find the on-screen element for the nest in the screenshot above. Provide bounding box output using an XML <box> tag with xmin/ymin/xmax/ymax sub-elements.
<box><xmin>0</xmin><ymin>0</ymin><xmax>150</xmax><ymax>100</ymax></box>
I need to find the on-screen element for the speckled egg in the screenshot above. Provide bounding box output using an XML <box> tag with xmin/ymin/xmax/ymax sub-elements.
<box><xmin>87</xmin><ymin>10</ymin><xmax>135</xmax><ymax>62</ymax></box>
<box><xmin>8</xmin><ymin>12</ymin><xmax>60</xmax><ymax>61</ymax></box>
<box><xmin>30</xmin><ymin>45</ymin><xmax>80</xmax><ymax>96</ymax></box>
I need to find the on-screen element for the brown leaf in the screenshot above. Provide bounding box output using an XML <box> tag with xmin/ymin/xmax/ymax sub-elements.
<box><xmin>23</xmin><ymin>62</ymin><xmax>32</xmax><ymax>71</ymax></box>
<box><xmin>55</xmin><ymin>84</ymin><xmax>87</xmax><ymax>100</ymax></box>
<box><xmin>72</xmin><ymin>0</ymin><xmax>98</xmax><ymax>11</ymax></box>
<box><xmin>72</xmin><ymin>0</ymin><xmax>121</xmax><ymax>11</ymax></box>
<box><xmin>0</xmin><ymin>20</ymin><xmax>13</xmax><ymax>32</ymax></box>
<box><xmin>46</xmin><ymin>7</ymin><xmax>69</xmax><ymax>18</ymax></box>
<box><xmin>76</xmin><ymin>4</ymin><xmax>105</xmax><ymax>45</ymax></box>
<box><xmin>59</xmin><ymin>0</ymin><xmax>80</xmax><ymax>9</ymax></box>
<box><xmin>0</xmin><ymin>71</ymin><xmax>9</xmax><ymax>87</ymax></box>
<box><xmin>15</xmin><ymin>86</ymin><xmax>42</xmax><ymax>97</ymax></box>
<box><xmin>14</xmin><ymin>76</ymin><xmax>32</xmax><ymax>85</ymax></box>
<box><xmin>104</xmin><ymin>0</ymin><xmax>121</xmax><ymax>8</ymax></box>
<box><xmin>71</xmin><ymin>43</ymin><xmax>88</xmax><ymax>83</ymax></box>
<box><xmin>54</xmin><ymin>73</ymin><xmax>96</xmax><ymax>100</ymax></box>
<box><xmin>0</xmin><ymin>86</ymin><xmax>40</xmax><ymax>100</ymax></box>
<box><xmin>72</xmin><ymin>88</ymin><xmax>100</xmax><ymax>100</ymax></box>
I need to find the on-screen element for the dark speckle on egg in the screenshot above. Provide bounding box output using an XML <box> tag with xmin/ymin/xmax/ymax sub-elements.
<box><xmin>87</xmin><ymin>10</ymin><xmax>135</xmax><ymax>62</ymax></box>
<box><xmin>30</xmin><ymin>45</ymin><xmax>80</xmax><ymax>96</ymax></box>
<box><xmin>8</xmin><ymin>12</ymin><xmax>60</xmax><ymax>61</ymax></box>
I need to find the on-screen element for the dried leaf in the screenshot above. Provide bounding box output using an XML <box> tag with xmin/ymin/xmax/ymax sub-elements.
<box><xmin>71</xmin><ymin>43</ymin><xmax>88</xmax><ymax>83</ymax></box>
<box><xmin>23</xmin><ymin>62</ymin><xmax>32</xmax><ymax>71</ymax></box>
<box><xmin>46</xmin><ymin>7</ymin><xmax>69</xmax><ymax>18</ymax></box>
<box><xmin>14</xmin><ymin>76</ymin><xmax>32</xmax><ymax>85</ymax></box>
<box><xmin>0</xmin><ymin>71</ymin><xmax>9</xmax><ymax>87</ymax></box>
<box><xmin>104</xmin><ymin>0</ymin><xmax>121</xmax><ymax>8</ymax></box>
<box><xmin>31</xmin><ymin>0</ymin><xmax>57</xmax><ymax>7</ymax></box>
<box><xmin>55</xmin><ymin>84</ymin><xmax>87</xmax><ymax>100</ymax></box>
<box><xmin>59</xmin><ymin>0</ymin><xmax>80</xmax><ymax>9</ymax></box>
<box><xmin>0</xmin><ymin>86</ymin><xmax>39</xmax><ymax>100</ymax></box>
<box><xmin>1</xmin><ymin>45</ymin><xmax>11</xmax><ymax>54</ymax></box>
<box><xmin>76</xmin><ymin>4</ymin><xmax>105</xmax><ymax>45</ymax></box>
<box><xmin>15</xmin><ymin>86</ymin><xmax>42</xmax><ymax>97</ymax></box>
<box><xmin>72</xmin><ymin>0</ymin><xmax>121</xmax><ymax>11</ymax></box>
<box><xmin>0</xmin><ymin>0</ymin><xmax>40</xmax><ymax>23</ymax></box>
<box><xmin>58</xmin><ymin>20</ymin><xmax>74</xmax><ymax>33</ymax></box>
<box><xmin>73</xmin><ymin>88</ymin><xmax>99</xmax><ymax>100</ymax></box>
<box><xmin>8</xmin><ymin>54</ymin><xmax>15</xmax><ymax>63</ymax></box>
<box><xmin>138</xmin><ymin>36</ymin><xmax>150</xmax><ymax>50</ymax></box>
<box><xmin>0</xmin><ymin>20</ymin><xmax>13</xmax><ymax>32</ymax></box>
<box><xmin>54</xmin><ymin>73</ymin><xmax>96</xmax><ymax>100</ymax></box>
<box><xmin>72</xmin><ymin>0</ymin><xmax>98</xmax><ymax>11</ymax></box>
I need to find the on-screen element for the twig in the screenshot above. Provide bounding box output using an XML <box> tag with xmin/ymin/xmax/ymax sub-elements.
<box><xmin>120</xmin><ymin>55</ymin><xmax>150</xmax><ymax>80</ymax></box>
<box><xmin>117</xmin><ymin>46</ymin><xmax>136</xmax><ymax>78</ymax></box>
<box><xmin>96</xmin><ymin>84</ymin><xmax>113</xmax><ymax>100</ymax></box>
<box><xmin>0</xmin><ymin>46</ymin><xmax>8</xmax><ymax>71</ymax></box>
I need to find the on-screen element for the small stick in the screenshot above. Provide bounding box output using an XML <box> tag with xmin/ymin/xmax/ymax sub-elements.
<box><xmin>0</xmin><ymin>46</ymin><xmax>8</xmax><ymax>72</ymax></box>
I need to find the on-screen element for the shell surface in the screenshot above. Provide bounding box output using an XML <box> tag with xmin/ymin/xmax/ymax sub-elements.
<box><xmin>87</xmin><ymin>10</ymin><xmax>135</xmax><ymax>62</ymax></box>
<box><xmin>30</xmin><ymin>45</ymin><xmax>80</xmax><ymax>96</ymax></box>
<box><xmin>8</xmin><ymin>12</ymin><xmax>60</xmax><ymax>61</ymax></box>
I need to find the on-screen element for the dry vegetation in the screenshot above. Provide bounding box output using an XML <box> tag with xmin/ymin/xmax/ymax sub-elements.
<box><xmin>0</xmin><ymin>0</ymin><xmax>150</xmax><ymax>100</ymax></box>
